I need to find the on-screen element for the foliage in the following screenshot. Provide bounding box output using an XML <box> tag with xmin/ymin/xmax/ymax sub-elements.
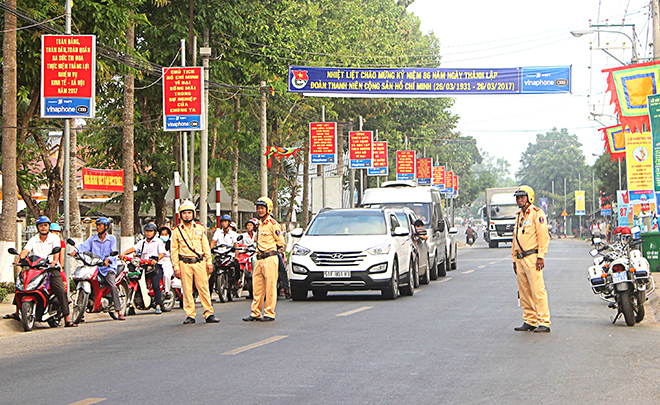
<box><xmin>0</xmin><ymin>282</ymin><xmax>16</xmax><ymax>303</ymax></box>
<box><xmin>593</xmin><ymin>153</ymin><xmax>626</xmax><ymax>206</ymax></box>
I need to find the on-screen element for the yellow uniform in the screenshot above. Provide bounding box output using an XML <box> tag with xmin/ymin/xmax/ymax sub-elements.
<box><xmin>171</xmin><ymin>222</ymin><xmax>214</xmax><ymax>319</ymax></box>
<box><xmin>512</xmin><ymin>204</ymin><xmax>551</xmax><ymax>327</ymax></box>
<box><xmin>251</xmin><ymin>216</ymin><xmax>285</xmax><ymax>319</ymax></box>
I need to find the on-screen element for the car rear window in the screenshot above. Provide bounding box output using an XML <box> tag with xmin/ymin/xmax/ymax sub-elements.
<box><xmin>307</xmin><ymin>212</ymin><xmax>387</xmax><ymax>235</ymax></box>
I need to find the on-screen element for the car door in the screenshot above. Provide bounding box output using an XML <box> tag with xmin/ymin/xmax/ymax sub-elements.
<box><xmin>389</xmin><ymin>213</ymin><xmax>410</xmax><ymax>275</ymax></box>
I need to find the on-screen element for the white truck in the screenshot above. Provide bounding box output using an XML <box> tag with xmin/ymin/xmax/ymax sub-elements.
<box><xmin>481</xmin><ymin>187</ymin><xmax>519</xmax><ymax>248</ymax></box>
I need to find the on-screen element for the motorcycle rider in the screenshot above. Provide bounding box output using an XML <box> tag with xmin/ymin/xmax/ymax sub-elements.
<box><xmin>243</xmin><ymin>197</ymin><xmax>285</xmax><ymax>322</ymax></box>
<box><xmin>465</xmin><ymin>225</ymin><xmax>476</xmax><ymax>244</ymax></box>
<box><xmin>171</xmin><ymin>201</ymin><xmax>219</xmax><ymax>324</ymax></box>
<box><xmin>512</xmin><ymin>186</ymin><xmax>551</xmax><ymax>333</ymax></box>
<box><xmin>241</xmin><ymin>218</ymin><xmax>258</xmax><ymax>246</ymax></box>
<box><xmin>159</xmin><ymin>226</ymin><xmax>174</xmax><ymax>296</ymax></box>
<box><xmin>120</xmin><ymin>223</ymin><xmax>166</xmax><ymax>314</ymax></box>
<box><xmin>4</xmin><ymin>216</ymin><xmax>76</xmax><ymax>327</ymax></box>
<box><xmin>210</xmin><ymin>214</ymin><xmax>241</xmax><ymax>295</ymax></box>
<box><xmin>72</xmin><ymin>217</ymin><xmax>125</xmax><ymax>321</ymax></box>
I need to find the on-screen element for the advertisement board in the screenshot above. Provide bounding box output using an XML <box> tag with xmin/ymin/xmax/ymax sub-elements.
<box><xmin>41</xmin><ymin>35</ymin><xmax>96</xmax><ymax>118</ymax></box>
<box><xmin>163</xmin><ymin>67</ymin><xmax>204</xmax><ymax>131</ymax></box>
<box><xmin>444</xmin><ymin>171</ymin><xmax>454</xmax><ymax>193</ymax></box>
<box><xmin>348</xmin><ymin>131</ymin><xmax>373</xmax><ymax>168</ymax></box>
<box><xmin>575</xmin><ymin>191</ymin><xmax>585</xmax><ymax>216</ymax></box>
<box><xmin>396</xmin><ymin>150</ymin><xmax>415</xmax><ymax>181</ymax></box>
<box><xmin>432</xmin><ymin>165</ymin><xmax>445</xmax><ymax>189</ymax></box>
<box><xmin>416</xmin><ymin>158</ymin><xmax>432</xmax><ymax>186</ymax></box>
<box><xmin>368</xmin><ymin>141</ymin><xmax>388</xmax><ymax>176</ymax></box>
<box><xmin>82</xmin><ymin>168</ymin><xmax>124</xmax><ymax>192</ymax></box>
<box><xmin>625</xmin><ymin>131</ymin><xmax>654</xmax><ymax>193</ymax></box>
<box><xmin>617</xmin><ymin>190</ymin><xmax>632</xmax><ymax>227</ymax></box>
<box><xmin>310</xmin><ymin>122</ymin><xmax>337</xmax><ymax>164</ymax></box>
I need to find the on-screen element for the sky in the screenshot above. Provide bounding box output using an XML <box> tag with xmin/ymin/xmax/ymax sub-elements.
<box><xmin>407</xmin><ymin>0</ymin><xmax>653</xmax><ymax>178</ymax></box>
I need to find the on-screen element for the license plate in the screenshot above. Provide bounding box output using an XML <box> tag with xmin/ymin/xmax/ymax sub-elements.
<box><xmin>612</xmin><ymin>272</ymin><xmax>628</xmax><ymax>283</ymax></box>
<box><xmin>324</xmin><ymin>270</ymin><xmax>350</xmax><ymax>278</ymax></box>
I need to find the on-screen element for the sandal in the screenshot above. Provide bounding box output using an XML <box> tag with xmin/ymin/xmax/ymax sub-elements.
<box><xmin>3</xmin><ymin>313</ymin><xmax>18</xmax><ymax>320</ymax></box>
<box><xmin>65</xmin><ymin>321</ymin><xmax>78</xmax><ymax>327</ymax></box>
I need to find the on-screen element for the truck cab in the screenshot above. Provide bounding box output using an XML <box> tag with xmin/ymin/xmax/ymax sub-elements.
<box><xmin>483</xmin><ymin>187</ymin><xmax>519</xmax><ymax>248</ymax></box>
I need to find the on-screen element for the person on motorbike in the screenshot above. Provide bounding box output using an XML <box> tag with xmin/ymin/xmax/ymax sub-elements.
<box><xmin>240</xmin><ymin>218</ymin><xmax>258</xmax><ymax>246</ymax></box>
<box><xmin>49</xmin><ymin>222</ymin><xmax>69</xmax><ymax>295</ymax></box>
<box><xmin>4</xmin><ymin>216</ymin><xmax>76</xmax><ymax>327</ymax></box>
<box><xmin>465</xmin><ymin>225</ymin><xmax>475</xmax><ymax>244</ymax></box>
<box><xmin>159</xmin><ymin>226</ymin><xmax>174</xmax><ymax>296</ymax></box>
<box><xmin>210</xmin><ymin>214</ymin><xmax>241</xmax><ymax>295</ymax></box>
<box><xmin>120</xmin><ymin>222</ymin><xmax>166</xmax><ymax>314</ymax></box>
<box><xmin>72</xmin><ymin>217</ymin><xmax>125</xmax><ymax>321</ymax></box>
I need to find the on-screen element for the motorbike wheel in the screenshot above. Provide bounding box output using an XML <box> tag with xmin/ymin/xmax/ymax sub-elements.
<box><xmin>635</xmin><ymin>291</ymin><xmax>646</xmax><ymax>323</ymax></box>
<box><xmin>110</xmin><ymin>281</ymin><xmax>130</xmax><ymax>319</ymax></box>
<box><xmin>162</xmin><ymin>290</ymin><xmax>176</xmax><ymax>312</ymax></box>
<box><xmin>71</xmin><ymin>289</ymin><xmax>89</xmax><ymax>325</ymax></box>
<box><xmin>20</xmin><ymin>301</ymin><xmax>36</xmax><ymax>332</ymax></box>
<box><xmin>216</xmin><ymin>273</ymin><xmax>229</xmax><ymax>303</ymax></box>
<box><xmin>619</xmin><ymin>290</ymin><xmax>636</xmax><ymax>326</ymax></box>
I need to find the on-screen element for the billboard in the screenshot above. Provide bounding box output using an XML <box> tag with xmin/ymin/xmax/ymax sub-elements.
<box><xmin>310</xmin><ymin>122</ymin><xmax>337</xmax><ymax>164</ymax></box>
<box><xmin>41</xmin><ymin>35</ymin><xmax>96</xmax><ymax>118</ymax></box>
<box><xmin>396</xmin><ymin>150</ymin><xmax>415</xmax><ymax>181</ymax></box>
<box><xmin>368</xmin><ymin>141</ymin><xmax>388</xmax><ymax>176</ymax></box>
<box><xmin>625</xmin><ymin>131</ymin><xmax>653</xmax><ymax>196</ymax></box>
<box><xmin>575</xmin><ymin>191</ymin><xmax>585</xmax><ymax>216</ymax></box>
<box><xmin>432</xmin><ymin>165</ymin><xmax>445</xmax><ymax>189</ymax></box>
<box><xmin>416</xmin><ymin>158</ymin><xmax>432</xmax><ymax>186</ymax></box>
<box><xmin>163</xmin><ymin>67</ymin><xmax>204</xmax><ymax>131</ymax></box>
<box><xmin>82</xmin><ymin>168</ymin><xmax>124</xmax><ymax>192</ymax></box>
<box><xmin>348</xmin><ymin>131</ymin><xmax>373</xmax><ymax>168</ymax></box>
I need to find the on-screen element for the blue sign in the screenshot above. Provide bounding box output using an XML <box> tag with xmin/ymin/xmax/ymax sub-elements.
<box><xmin>397</xmin><ymin>173</ymin><xmax>415</xmax><ymax>181</ymax></box>
<box><xmin>602</xmin><ymin>208</ymin><xmax>612</xmax><ymax>216</ymax></box>
<box><xmin>368</xmin><ymin>167</ymin><xmax>388</xmax><ymax>176</ymax></box>
<box><xmin>539</xmin><ymin>198</ymin><xmax>548</xmax><ymax>214</ymax></box>
<box><xmin>311</xmin><ymin>154</ymin><xmax>335</xmax><ymax>164</ymax></box>
<box><xmin>288</xmin><ymin>66</ymin><xmax>571</xmax><ymax>97</ymax></box>
<box><xmin>417</xmin><ymin>178</ymin><xmax>431</xmax><ymax>186</ymax></box>
<box><xmin>43</xmin><ymin>98</ymin><xmax>93</xmax><ymax>118</ymax></box>
<box><xmin>165</xmin><ymin>115</ymin><xmax>202</xmax><ymax>131</ymax></box>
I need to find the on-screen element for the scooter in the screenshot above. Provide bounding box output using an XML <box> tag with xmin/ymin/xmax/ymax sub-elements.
<box><xmin>466</xmin><ymin>234</ymin><xmax>476</xmax><ymax>246</ymax></box>
<box><xmin>8</xmin><ymin>246</ymin><xmax>63</xmax><ymax>331</ymax></box>
<box><xmin>123</xmin><ymin>256</ymin><xmax>176</xmax><ymax>314</ymax></box>
<box><xmin>236</xmin><ymin>244</ymin><xmax>257</xmax><ymax>299</ymax></box>
<box><xmin>67</xmin><ymin>239</ymin><xmax>127</xmax><ymax>324</ymax></box>
<box><xmin>211</xmin><ymin>242</ymin><xmax>241</xmax><ymax>303</ymax></box>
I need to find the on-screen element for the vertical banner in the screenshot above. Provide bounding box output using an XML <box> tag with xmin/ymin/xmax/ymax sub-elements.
<box><xmin>648</xmin><ymin>94</ymin><xmax>660</xmax><ymax>191</ymax></box>
<box><xmin>309</xmin><ymin>122</ymin><xmax>337</xmax><ymax>164</ymax></box>
<box><xmin>575</xmin><ymin>191</ymin><xmax>585</xmax><ymax>215</ymax></box>
<box><xmin>396</xmin><ymin>150</ymin><xmax>416</xmax><ymax>181</ymax></box>
<box><xmin>617</xmin><ymin>190</ymin><xmax>631</xmax><ymax>226</ymax></box>
<box><xmin>539</xmin><ymin>198</ymin><xmax>548</xmax><ymax>214</ymax></box>
<box><xmin>368</xmin><ymin>141</ymin><xmax>388</xmax><ymax>176</ymax></box>
<box><xmin>416</xmin><ymin>158</ymin><xmax>433</xmax><ymax>185</ymax></box>
<box><xmin>445</xmin><ymin>171</ymin><xmax>454</xmax><ymax>193</ymax></box>
<box><xmin>625</xmin><ymin>131</ymin><xmax>655</xmax><ymax>216</ymax></box>
<box><xmin>432</xmin><ymin>165</ymin><xmax>445</xmax><ymax>189</ymax></box>
<box><xmin>163</xmin><ymin>67</ymin><xmax>204</xmax><ymax>131</ymax></box>
<box><xmin>349</xmin><ymin>131</ymin><xmax>373</xmax><ymax>168</ymax></box>
<box><xmin>41</xmin><ymin>35</ymin><xmax>96</xmax><ymax>118</ymax></box>
<box><xmin>452</xmin><ymin>175</ymin><xmax>459</xmax><ymax>198</ymax></box>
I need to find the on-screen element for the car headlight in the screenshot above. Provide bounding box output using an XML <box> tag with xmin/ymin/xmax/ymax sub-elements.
<box><xmin>292</xmin><ymin>264</ymin><xmax>308</xmax><ymax>274</ymax></box>
<box><xmin>368</xmin><ymin>263</ymin><xmax>388</xmax><ymax>274</ymax></box>
<box><xmin>26</xmin><ymin>272</ymin><xmax>46</xmax><ymax>291</ymax></box>
<box><xmin>366</xmin><ymin>243</ymin><xmax>391</xmax><ymax>255</ymax></box>
<box><xmin>292</xmin><ymin>244</ymin><xmax>311</xmax><ymax>256</ymax></box>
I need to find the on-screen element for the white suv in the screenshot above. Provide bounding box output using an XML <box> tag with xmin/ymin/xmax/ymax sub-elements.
<box><xmin>289</xmin><ymin>208</ymin><xmax>413</xmax><ymax>300</ymax></box>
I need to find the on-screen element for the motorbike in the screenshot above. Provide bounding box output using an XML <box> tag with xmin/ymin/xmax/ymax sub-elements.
<box><xmin>236</xmin><ymin>244</ymin><xmax>257</xmax><ymax>299</ymax></box>
<box><xmin>211</xmin><ymin>241</ymin><xmax>243</xmax><ymax>303</ymax></box>
<box><xmin>67</xmin><ymin>239</ymin><xmax>127</xmax><ymax>324</ymax></box>
<box><xmin>466</xmin><ymin>234</ymin><xmax>476</xmax><ymax>246</ymax></box>
<box><xmin>123</xmin><ymin>256</ymin><xmax>176</xmax><ymax>314</ymax></box>
<box><xmin>587</xmin><ymin>228</ymin><xmax>654</xmax><ymax>326</ymax></box>
<box><xmin>8</xmin><ymin>246</ymin><xmax>63</xmax><ymax>331</ymax></box>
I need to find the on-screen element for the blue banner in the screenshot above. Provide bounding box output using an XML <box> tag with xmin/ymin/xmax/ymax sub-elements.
<box><xmin>288</xmin><ymin>66</ymin><xmax>571</xmax><ymax>97</ymax></box>
<box><xmin>368</xmin><ymin>167</ymin><xmax>388</xmax><ymax>176</ymax></box>
<box><xmin>397</xmin><ymin>173</ymin><xmax>415</xmax><ymax>181</ymax></box>
<box><xmin>43</xmin><ymin>98</ymin><xmax>93</xmax><ymax>118</ymax></box>
<box><xmin>165</xmin><ymin>115</ymin><xmax>202</xmax><ymax>131</ymax></box>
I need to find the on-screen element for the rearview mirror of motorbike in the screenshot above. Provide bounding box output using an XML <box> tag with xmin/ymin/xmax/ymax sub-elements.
<box><xmin>110</xmin><ymin>251</ymin><xmax>119</xmax><ymax>256</ymax></box>
<box><xmin>67</xmin><ymin>238</ymin><xmax>76</xmax><ymax>246</ymax></box>
<box><xmin>51</xmin><ymin>247</ymin><xmax>61</xmax><ymax>255</ymax></box>
<box><xmin>589</xmin><ymin>249</ymin><xmax>599</xmax><ymax>257</ymax></box>
<box><xmin>593</xmin><ymin>237</ymin><xmax>602</xmax><ymax>244</ymax></box>
<box><xmin>236</xmin><ymin>235</ymin><xmax>244</xmax><ymax>242</ymax></box>
<box><xmin>7</xmin><ymin>247</ymin><xmax>18</xmax><ymax>255</ymax></box>
<box><xmin>631</xmin><ymin>226</ymin><xmax>641</xmax><ymax>234</ymax></box>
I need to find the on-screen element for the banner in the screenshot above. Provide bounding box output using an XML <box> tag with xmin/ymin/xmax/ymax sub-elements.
<box><xmin>539</xmin><ymin>198</ymin><xmax>548</xmax><ymax>214</ymax></box>
<box><xmin>41</xmin><ymin>35</ymin><xmax>96</xmax><ymax>118</ymax></box>
<box><xmin>453</xmin><ymin>174</ymin><xmax>459</xmax><ymax>197</ymax></box>
<box><xmin>600</xmin><ymin>125</ymin><xmax>628</xmax><ymax>163</ymax></box>
<box><xmin>309</xmin><ymin>122</ymin><xmax>337</xmax><ymax>164</ymax></box>
<box><xmin>617</xmin><ymin>190</ymin><xmax>632</xmax><ymax>227</ymax></box>
<box><xmin>625</xmin><ymin>131</ymin><xmax>653</xmax><ymax>194</ymax></box>
<box><xmin>163</xmin><ymin>67</ymin><xmax>204</xmax><ymax>131</ymax></box>
<box><xmin>288</xmin><ymin>66</ymin><xmax>571</xmax><ymax>97</ymax></box>
<box><xmin>348</xmin><ymin>131</ymin><xmax>373</xmax><ymax>168</ymax></box>
<box><xmin>603</xmin><ymin>60</ymin><xmax>660</xmax><ymax>133</ymax></box>
<box><xmin>82</xmin><ymin>168</ymin><xmax>124</xmax><ymax>192</ymax></box>
<box><xmin>648</xmin><ymin>94</ymin><xmax>660</xmax><ymax>192</ymax></box>
<box><xmin>416</xmin><ymin>158</ymin><xmax>432</xmax><ymax>186</ymax></box>
<box><xmin>368</xmin><ymin>141</ymin><xmax>388</xmax><ymax>176</ymax></box>
<box><xmin>575</xmin><ymin>191</ymin><xmax>585</xmax><ymax>216</ymax></box>
<box><xmin>444</xmin><ymin>171</ymin><xmax>454</xmax><ymax>194</ymax></box>
<box><xmin>432</xmin><ymin>166</ymin><xmax>445</xmax><ymax>189</ymax></box>
<box><xmin>396</xmin><ymin>150</ymin><xmax>415</xmax><ymax>181</ymax></box>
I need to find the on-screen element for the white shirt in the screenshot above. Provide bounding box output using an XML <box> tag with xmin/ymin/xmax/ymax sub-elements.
<box><xmin>23</xmin><ymin>233</ymin><xmax>61</xmax><ymax>263</ymax></box>
<box><xmin>240</xmin><ymin>231</ymin><xmax>256</xmax><ymax>246</ymax></box>
<box><xmin>212</xmin><ymin>228</ymin><xmax>239</xmax><ymax>246</ymax></box>
<box><xmin>133</xmin><ymin>237</ymin><xmax>166</xmax><ymax>260</ymax></box>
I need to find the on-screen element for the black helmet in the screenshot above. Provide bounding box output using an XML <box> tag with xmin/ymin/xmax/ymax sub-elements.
<box><xmin>144</xmin><ymin>223</ymin><xmax>158</xmax><ymax>232</ymax></box>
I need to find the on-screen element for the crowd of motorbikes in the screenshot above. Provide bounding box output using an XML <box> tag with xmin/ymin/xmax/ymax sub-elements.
<box><xmin>587</xmin><ymin>226</ymin><xmax>655</xmax><ymax>327</ymax></box>
<box><xmin>8</xmin><ymin>235</ymin><xmax>290</xmax><ymax>332</ymax></box>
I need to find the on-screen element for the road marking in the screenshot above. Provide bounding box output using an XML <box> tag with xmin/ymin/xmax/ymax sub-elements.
<box><xmin>488</xmin><ymin>261</ymin><xmax>497</xmax><ymax>265</ymax></box>
<box><xmin>462</xmin><ymin>270</ymin><xmax>474</xmax><ymax>274</ymax></box>
<box><xmin>222</xmin><ymin>335</ymin><xmax>288</xmax><ymax>356</ymax></box>
<box><xmin>478</xmin><ymin>265</ymin><xmax>487</xmax><ymax>269</ymax></box>
<box><xmin>336</xmin><ymin>306</ymin><xmax>373</xmax><ymax>317</ymax></box>
<box><xmin>438</xmin><ymin>277</ymin><xmax>453</xmax><ymax>283</ymax></box>
<box><xmin>68</xmin><ymin>399</ymin><xmax>106</xmax><ymax>405</ymax></box>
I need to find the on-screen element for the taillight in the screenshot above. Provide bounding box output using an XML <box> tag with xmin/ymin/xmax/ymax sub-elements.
<box><xmin>612</xmin><ymin>264</ymin><xmax>625</xmax><ymax>272</ymax></box>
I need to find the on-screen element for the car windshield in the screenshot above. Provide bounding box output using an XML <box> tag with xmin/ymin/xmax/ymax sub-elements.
<box><xmin>491</xmin><ymin>204</ymin><xmax>518</xmax><ymax>220</ymax></box>
<box><xmin>363</xmin><ymin>203</ymin><xmax>431</xmax><ymax>226</ymax></box>
<box><xmin>307</xmin><ymin>211</ymin><xmax>387</xmax><ymax>235</ymax></box>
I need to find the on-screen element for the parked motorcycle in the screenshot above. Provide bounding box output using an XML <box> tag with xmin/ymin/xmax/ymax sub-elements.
<box><xmin>123</xmin><ymin>256</ymin><xmax>176</xmax><ymax>314</ymax></box>
<box><xmin>587</xmin><ymin>228</ymin><xmax>654</xmax><ymax>326</ymax></box>
<box><xmin>8</xmin><ymin>246</ymin><xmax>63</xmax><ymax>331</ymax></box>
<box><xmin>236</xmin><ymin>244</ymin><xmax>257</xmax><ymax>299</ymax></box>
<box><xmin>211</xmin><ymin>240</ymin><xmax>242</xmax><ymax>303</ymax></box>
<box><xmin>67</xmin><ymin>239</ymin><xmax>127</xmax><ymax>324</ymax></box>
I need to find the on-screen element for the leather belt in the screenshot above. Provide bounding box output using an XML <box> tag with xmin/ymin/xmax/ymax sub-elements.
<box><xmin>179</xmin><ymin>255</ymin><xmax>203</xmax><ymax>264</ymax></box>
<box><xmin>516</xmin><ymin>249</ymin><xmax>539</xmax><ymax>259</ymax></box>
<box><xmin>256</xmin><ymin>251</ymin><xmax>278</xmax><ymax>261</ymax></box>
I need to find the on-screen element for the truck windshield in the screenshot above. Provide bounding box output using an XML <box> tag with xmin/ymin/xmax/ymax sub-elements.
<box><xmin>491</xmin><ymin>205</ymin><xmax>518</xmax><ymax>220</ymax></box>
<box><xmin>362</xmin><ymin>203</ymin><xmax>431</xmax><ymax>226</ymax></box>
<box><xmin>307</xmin><ymin>211</ymin><xmax>387</xmax><ymax>235</ymax></box>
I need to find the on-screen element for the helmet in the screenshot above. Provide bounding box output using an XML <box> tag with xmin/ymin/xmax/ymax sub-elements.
<box><xmin>144</xmin><ymin>223</ymin><xmax>158</xmax><ymax>232</ymax></box>
<box><xmin>229</xmin><ymin>222</ymin><xmax>237</xmax><ymax>231</ymax></box>
<box><xmin>245</xmin><ymin>218</ymin><xmax>258</xmax><ymax>228</ymax></box>
<box><xmin>50</xmin><ymin>223</ymin><xmax>62</xmax><ymax>232</ymax></box>
<box><xmin>36</xmin><ymin>216</ymin><xmax>51</xmax><ymax>225</ymax></box>
<box><xmin>159</xmin><ymin>226</ymin><xmax>172</xmax><ymax>235</ymax></box>
<box><xmin>96</xmin><ymin>217</ymin><xmax>110</xmax><ymax>226</ymax></box>
<box><xmin>513</xmin><ymin>185</ymin><xmax>535</xmax><ymax>204</ymax></box>
<box><xmin>614</xmin><ymin>226</ymin><xmax>623</xmax><ymax>234</ymax></box>
<box><xmin>179</xmin><ymin>200</ymin><xmax>195</xmax><ymax>214</ymax></box>
<box><xmin>220</xmin><ymin>214</ymin><xmax>231</xmax><ymax>222</ymax></box>
<box><xmin>620</xmin><ymin>226</ymin><xmax>632</xmax><ymax>235</ymax></box>
<box><xmin>255</xmin><ymin>196</ymin><xmax>273</xmax><ymax>214</ymax></box>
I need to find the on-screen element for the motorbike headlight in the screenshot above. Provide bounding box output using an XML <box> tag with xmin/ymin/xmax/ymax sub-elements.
<box><xmin>366</xmin><ymin>243</ymin><xmax>391</xmax><ymax>255</ymax></box>
<box><xmin>291</xmin><ymin>244</ymin><xmax>311</xmax><ymax>256</ymax></box>
<box><xmin>131</xmin><ymin>257</ymin><xmax>141</xmax><ymax>267</ymax></box>
<box><xmin>15</xmin><ymin>273</ymin><xmax>24</xmax><ymax>291</ymax></box>
<box><xmin>26</xmin><ymin>272</ymin><xmax>46</xmax><ymax>291</ymax></box>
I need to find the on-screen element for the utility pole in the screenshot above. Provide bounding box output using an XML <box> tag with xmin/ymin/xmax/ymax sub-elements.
<box><xmin>579</xmin><ymin>173</ymin><xmax>582</xmax><ymax>239</ymax></box>
<box><xmin>188</xmin><ymin>36</ymin><xmax>197</xmax><ymax>196</ymax></box>
<box><xmin>653</xmin><ymin>0</ymin><xmax>660</xmax><ymax>60</ymax></box>
<box><xmin>320</xmin><ymin>106</ymin><xmax>326</xmax><ymax>208</ymax></box>
<box><xmin>260</xmin><ymin>80</ymin><xmax>268</xmax><ymax>197</ymax></box>
<box><xmin>564</xmin><ymin>177</ymin><xmax>567</xmax><ymax>238</ymax></box>
<box><xmin>121</xmin><ymin>6</ymin><xmax>135</xmax><ymax>250</ymax></box>
<box><xmin>592</xmin><ymin>170</ymin><xmax>595</xmax><ymax>219</ymax></box>
<box><xmin>199</xmin><ymin>30</ymin><xmax>210</xmax><ymax>229</ymax></box>
<box><xmin>180</xmin><ymin>39</ymin><xmax>188</xmax><ymax>188</ymax></box>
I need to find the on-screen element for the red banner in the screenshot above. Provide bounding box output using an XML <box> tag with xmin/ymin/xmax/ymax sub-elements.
<box><xmin>396</xmin><ymin>150</ymin><xmax>416</xmax><ymax>181</ymax></box>
<box><xmin>309</xmin><ymin>122</ymin><xmax>337</xmax><ymax>164</ymax></box>
<box><xmin>163</xmin><ymin>67</ymin><xmax>204</xmax><ymax>131</ymax></box>
<box><xmin>349</xmin><ymin>131</ymin><xmax>373</xmax><ymax>168</ymax></box>
<box><xmin>453</xmin><ymin>174</ymin><xmax>458</xmax><ymax>192</ymax></box>
<box><xmin>432</xmin><ymin>166</ymin><xmax>445</xmax><ymax>187</ymax></box>
<box><xmin>416</xmin><ymin>158</ymin><xmax>432</xmax><ymax>185</ymax></box>
<box><xmin>445</xmin><ymin>170</ymin><xmax>454</xmax><ymax>190</ymax></box>
<box><xmin>373</xmin><ymin>141</ymin><xmax>388</xmax><ymax>167</ymax></box>
<box><xmin>82</xmin><ymin>168</ymin><xmax>124</xmax><ymax>192</ymax></box>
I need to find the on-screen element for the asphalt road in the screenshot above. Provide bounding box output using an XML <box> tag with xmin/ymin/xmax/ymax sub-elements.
<box><xmin>1</xmin><ymin>235</ymin><xmax>660</xmax><ymax>405</ymax></box>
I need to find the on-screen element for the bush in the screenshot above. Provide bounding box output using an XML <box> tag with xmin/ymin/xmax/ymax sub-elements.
<box><xmin>0</xmin><ymin>282</ymin><xmax>15</xmax><ymax>303</ymax></box>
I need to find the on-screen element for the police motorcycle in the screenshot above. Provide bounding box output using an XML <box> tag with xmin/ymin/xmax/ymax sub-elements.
<box><xmin>211</xmin><ymin>235</ymin><xmax>244</xmax><ymax>302</ymax></box>
<box><xmin>67</xmin><ymin>239</ymin><xmax>127</xmax><ymax>323</ymax></box>
<box><xmin>8</xmin><ymin>246</ymin><xmax>63</xmax><ymax>331</ymax></box>
<box><xmin>587</xmin><ymin>226</ymin><xmax>654</xmax><ymax>326</ymax></box>
<box><xmin>123</xmin><ymin>255</ymin><xmax>176</xmax><ymax>314</ymax></box>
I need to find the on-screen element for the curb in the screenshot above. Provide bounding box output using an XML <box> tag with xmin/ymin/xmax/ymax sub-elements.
<box><xmin>648</xmin><ymin>274</ymin><xmax>660</xmax><ymax>324</ymax></box>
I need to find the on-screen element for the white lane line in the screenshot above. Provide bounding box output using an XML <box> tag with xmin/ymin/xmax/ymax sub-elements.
<box><xmin>222</xmin><ymin>335</ymin><xmax>289</xmax><ymax>356</ymax></box>
<box><xmin>438</xmin><ymin>277</ymin><xmax>453</xmax><ymax>283</ymax></box>
<box><xmin>68</xmin><ymin>399</ymin><xmax>106</xmax><ymax>405</ymax></box>
<box><xmin>336</xmin><ymin>306</ymin><xmax>373</xmax><ymax>317</ymax></box>
<box><xmin>478</xmin><ymin>265</ymin><xmax>487</xmax><ymax>269</ymax></box>
<box><xmin>462</xmin><ymin>270</ymin><xmax>474</xmax><ymax>274</ymax></box>
<box><xmin>488</xmin><ymin>261</ymin><xmax>497</xmax><ymax>265</ymax></box>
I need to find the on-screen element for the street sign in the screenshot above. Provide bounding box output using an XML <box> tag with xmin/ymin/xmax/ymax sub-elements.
<box><xmin>165</xmin><ymin>180</ymin><xmax>192</xmax><ymax>200</ymax></box>
<box><xmin>561</xmin><ymin>210</ymin><xmax>568</xmax><ymax>216</ymax></box>
<box><xmin>163</xmin><ymin>67</ymin><xmax>204</xmax><ymax>131</ymax></box>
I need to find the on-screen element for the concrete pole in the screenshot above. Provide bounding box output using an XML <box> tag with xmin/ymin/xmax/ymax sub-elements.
<box><xmin>199</xmin><ymin>30</ymin><xmax>209</xmax><ymax>229</ymax></box>
<box><xmin>180</xmin><ymin>39</ymin><xmax>188</xmax><ymax>188</ymax></box>
<box><xmin>260</xmin><ymin>80</ymin><xmax>268</xmax><ymax>197</ymax></box>
<box><xmin>63</xmin><ymin>0</ymin><xmax>72</xmax><ymax>274</ymax></box>
<box><xmin>189</xmin><ymin>36</ymin><xmax>197</xmax><ymax>196</ymax></box>
<box><xmin>321</xmin><ymin>106</ymin><xmax>326</xmax><ymax>208</ymax></box>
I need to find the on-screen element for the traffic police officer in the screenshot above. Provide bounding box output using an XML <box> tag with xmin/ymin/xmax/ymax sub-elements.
<box><xmin>243</xmin><ymin>197</ymin><xmax>285</xmax><ymax>322</ymax></box>
<box><xmin>171</xmin><ymin>200</ymin><xmax>220</xmax><ymax>324</ymax></box>
<box><xmin>512</xmin><ymin>185</ymin><xmax>551</xmax><ymax>333</ymax></box>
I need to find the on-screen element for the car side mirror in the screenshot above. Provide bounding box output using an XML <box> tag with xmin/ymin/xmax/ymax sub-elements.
<box><xmin>392</xmin><ymin>226</ymin><xmax>409</xmax><ymax>237</ymax></box>
<box><xmin>449</xmin><ymin>227</ymin><xmax>458</xmax><ymax>234</ymax></box>
<box><xmin>437</xmin><ymin>221</ymin><xmax>445</xmax><ymax>233</ymax></box>
<box><xmin>67</xmin><ymin>238</ymin><xmax>76</xmax><ymax>246</ymax></box>
<box><xmin>291</xmin><ymin>228</ymin><xmax>304</xmax><ymax>238</ymax></box>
